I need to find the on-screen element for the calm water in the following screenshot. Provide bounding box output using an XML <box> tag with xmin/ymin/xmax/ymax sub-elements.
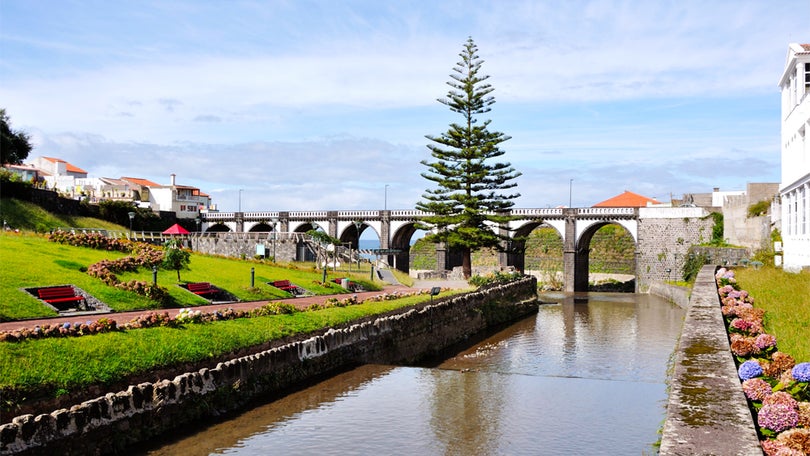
<box><xmin>142</xmin><ymin>293</ymin><xmax>684</xmax><ymax>455</ymax></box>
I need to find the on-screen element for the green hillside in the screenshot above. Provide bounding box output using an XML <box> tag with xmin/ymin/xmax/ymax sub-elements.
<box><xmin>0</xmin><ymin>198</ymin><xmax>127</xmax><ymax>232</ymax></box>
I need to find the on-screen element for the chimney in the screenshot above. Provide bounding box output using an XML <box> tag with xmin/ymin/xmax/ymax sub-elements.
<box><xmin>713</xmin><ymin>187</ymin><xmax>719</xmax><ymax>192</ymax></box>
<box><xmin>170</xmin><ymin>174</ymin><xmax>176</xmax><ymax>186</ymax></box>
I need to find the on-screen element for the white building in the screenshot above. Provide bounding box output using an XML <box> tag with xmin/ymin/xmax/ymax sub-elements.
<box><xmin>147</xmin><ymin>174</ymin><xmax>211</xmax><ymax>219</ymax></box>
<box><xmin>778</xmin><ymin>43</ymin><xmax>810</xmax><ymax>271</ymax></box>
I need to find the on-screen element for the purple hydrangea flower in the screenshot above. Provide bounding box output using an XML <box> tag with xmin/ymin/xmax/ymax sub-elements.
<box><xmin>754</xmin><ymin>333</ymin><xmax>777</xmax><ymax>350</ymax></box>
<box><xmin>738</xmin><ymin>360</ymin><xmax>763</xmax><ymax>380</ymax></box>
<box><xmin>758</xmin><ymin>403</ymin><xmax>799</xmax><ymax>433</ymax></box>
<box><xmin>741</xmin><ymin>378</ymin><xmax>772</xmax><ymax>401</ymax></box>
<box><xmin>792</xmin><ymin>362</ymin><xmax>810</xmax><ymax>382</ymax></box>
<box><xmin>62</xmin><ymin>322</ymin><xmax>71</xmax><ymax>329</ymax></box>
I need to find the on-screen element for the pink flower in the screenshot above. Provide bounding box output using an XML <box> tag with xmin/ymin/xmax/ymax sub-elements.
<box><xmin>754</xmin><ymin>333</ymin><xmax>777</xmax><ymax>350</ymax></box>
<box><xmin>742</xmin><ymin>378</ymin><xmax>773</xmax><ymax>401</ymax></box>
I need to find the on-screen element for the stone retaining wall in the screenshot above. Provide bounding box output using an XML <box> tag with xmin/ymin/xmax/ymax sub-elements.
<box><xmin>647</xmin><ymin>282</ymin><xmax>691</xmax><ymax>309</ymax></box>
<box><xmin>0</xmin><ymin>277</ymin><xmax>538</xmax><ymax>455</ymax></box>
<box><xmin>658</xmin><ymin>265</ymin><xmax>761</xmax><ymax>455</ymax></box>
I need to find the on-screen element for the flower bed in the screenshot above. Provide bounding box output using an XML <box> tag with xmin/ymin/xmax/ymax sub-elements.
<box><xmin>715</xmin><ymin>267</ymin><xmax>810</xmax><ymax>454</ymax></box>
<box><xmin>0</xmin><ymin>288</ymin><xmax>445</xmax><ymax>343</ymax></box>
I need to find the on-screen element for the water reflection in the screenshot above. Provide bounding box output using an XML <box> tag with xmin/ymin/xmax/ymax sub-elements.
<box><xmin>141</xmin><ymin>293</ymin><xmax>684</xmax><ymax>455</ymax></box>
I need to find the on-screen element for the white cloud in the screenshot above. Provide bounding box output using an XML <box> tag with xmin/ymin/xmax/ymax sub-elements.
<box><xmin>2</xmin><ymin>0</ymin><xmax>805</xmax><ymax>211</ymax></box>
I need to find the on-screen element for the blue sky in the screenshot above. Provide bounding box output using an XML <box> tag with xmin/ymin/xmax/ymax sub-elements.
<box><xmin>1</xmin><ymin>0</ymin><xmax>807</xmax><ymax>212</ymax></box>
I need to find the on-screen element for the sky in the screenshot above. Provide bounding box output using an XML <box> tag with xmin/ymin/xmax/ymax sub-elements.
<box><xmin>1</xmin><ymin>0</ymin><xmax>808</xmax><ymax>212</ymax></box>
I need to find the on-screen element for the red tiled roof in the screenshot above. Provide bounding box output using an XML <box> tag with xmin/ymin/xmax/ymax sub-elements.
<box><xmin>121</xmin><ymin>176</ymin><xmax>160</xmax><ymax>187</ymax></box>
<box><xmin>801</xmin><ymin>44</ymin><xmax>810</xmax><ymax>52</ymax></box>
<box><xmin>41</xmin><ymin>156</ymin><xmax>88</xmax><ymax>175</ymax></box>
<box><xmin>593</xmin><ymin>190</ymin><xmax>660</xmax><ymax>208</ymax></box>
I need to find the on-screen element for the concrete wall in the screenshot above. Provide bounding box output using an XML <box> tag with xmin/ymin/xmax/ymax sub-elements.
<box><xmin>0</xmin><ymin>277</ymin><xmax>538</xmax><ymax>455</ymax></box>
<box><xmin>659</xmin><ymin>265</ymin><xmax>761</xmax><ymax>455</ymax></box>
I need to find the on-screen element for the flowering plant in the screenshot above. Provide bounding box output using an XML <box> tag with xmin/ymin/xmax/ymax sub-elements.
<box><xmin>792</xmin><ymin>362</ymin><xmax>810</xmax><ymax>383</ymax></box>
<box><xmin>739</xmin><ymin>360</ymin><xmax>763</xmax><ymax>381</ymax></box>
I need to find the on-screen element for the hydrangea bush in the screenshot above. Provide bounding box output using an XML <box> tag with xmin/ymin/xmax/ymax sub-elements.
<box><xmin>715</xmin><ymin>267</ymin><xmax>810</xmax><ymax>453</ymax></box>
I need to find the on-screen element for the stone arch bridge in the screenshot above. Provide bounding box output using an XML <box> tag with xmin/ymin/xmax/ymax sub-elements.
<box><xmin>198</xmin><ymin>206</ymin><xmax>712</xmax><ymax>292</ymax></box>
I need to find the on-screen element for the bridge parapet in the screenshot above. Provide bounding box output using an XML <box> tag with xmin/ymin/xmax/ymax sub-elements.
<box><xmin>243</xmin><ymin>211</ymin><xmax>281</xmax><ymax>220</ymax></box>
<box><xmin>287</xmin><ymin>211</ymin><xmax>329</xmax><ymax>218</ymax></box>
<box><xmin>576</xmin><ymin>207</ymin><xmax>636</xmax><ymax>217</ymax></box>
<box><xmin>511</xmin><ymin>208</ymin><xmax>564</xmax><ymax>217</ymax></box>
<box><xmin>337</xmin><ymin>210</ymin><xmax>381</xmax><ymax>219</ymax></box>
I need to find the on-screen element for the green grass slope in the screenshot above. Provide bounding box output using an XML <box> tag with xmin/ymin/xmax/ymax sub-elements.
<box><xmin>0</xmin><ymin>232</ymin><xmax>379</xmax><ymax>321</ymax></box>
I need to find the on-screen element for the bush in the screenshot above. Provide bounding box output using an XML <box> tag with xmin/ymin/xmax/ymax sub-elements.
<box><xmin>682</xmin><ymin>252</ymin><xmax>709</xmax><ymax>283</ymax></box>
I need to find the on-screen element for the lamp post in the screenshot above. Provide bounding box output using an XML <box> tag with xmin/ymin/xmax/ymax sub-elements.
<box><xmin>127</xmin><ymin>212</ymin><xmax>135</xmax><ymax>237</ymax></box>
<box><xmin>271</xmin><ymin>217</ymin><xmax>278</xmax><ymax>262</ymax></box>
<box><xmin>569</xmin><ymin>179</ymin><xmax>573</xmax><ymax>208</ymax></box>
<box><xmin>195</xmin><ymin>216</ymin><xmax>201</xmax><ymax>233</ymax></box>
<box><xmin>354</xmin><ymin>220</ymin><xmax>363</xmax><ymax>271</ymax></box>
<box><xmin>384</xmin><ymin>184</ymin><xmax>389</xmax><ymax>211</ymax></box>
<box><xmin>238</xmin><ymin>189</ymin><xmax>243</xmax><ymax>212</ymax></box>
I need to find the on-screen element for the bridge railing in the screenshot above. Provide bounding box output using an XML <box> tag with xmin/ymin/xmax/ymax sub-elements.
<box><xmin>200</xmin><ymin>207</ymin><xmax>642</xmax><ymax>222</ymax></box>
<box><xmin>576</xmin><ymin>207</ymin><xmax>636</xmax><ymax>216</ymax></box>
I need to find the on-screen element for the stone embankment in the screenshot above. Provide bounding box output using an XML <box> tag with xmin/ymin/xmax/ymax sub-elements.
<box><xmin>0</xmin><ymin>277</ymin><xmax>538</xmax><ymax>455</ymax></box>
<box><xmin>658</xmin><ymin>265</ymin><xmax>762</xmax><ymax>455</ymax></box>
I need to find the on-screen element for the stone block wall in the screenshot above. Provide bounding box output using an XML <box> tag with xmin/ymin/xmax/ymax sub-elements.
<box><xmin>636</xmin><ymin>216</ymin><xmax>715</xmax><ymax>291</ymax></box>
<box><xmin>0</xmin><ymin>277</ymin><xmax>538</xmax><ymax>455</ymax></box>
<box><xmin>193</xmin><ymin>236</ymin><xmax>299</xmax><ymax>261</ymax></box>
<box><xmin>659</xmin><ymin>265</ymin><xmax>761</xmax><ymax>455</ymax></box>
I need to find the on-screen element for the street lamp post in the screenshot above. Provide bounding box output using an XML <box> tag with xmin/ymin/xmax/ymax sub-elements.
<box><xmin>271</xmin><ymin>217</ymin><xmax>278</xmax><ymax>262</ymax></box>
<box><xmin>384</xmin><ymin>184</ymin><xmax>389</xmax><ymax>211</ymax></box>
<box><xmin>238</xmin><ymin>189</ymin><xmax>243</xmax><ymax>212</ymax></box>
<box><xmin>354</xmin><ymin>220</ymin><xmax>363</xmax><ymax>271</ymax></box>
<box><xmin>127</xmin><ymin>212</ymin><xmax>135</xmax><ymax>237</ymax></box>
<box><xmin>569</xmin><ymin>179</ymin><xmax>573</xmax><ymax>208</ymax></box>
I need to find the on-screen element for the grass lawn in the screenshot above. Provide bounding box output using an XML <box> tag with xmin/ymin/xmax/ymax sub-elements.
<box><xmin>0</xmin><ymin>232</ymin><xmax>381</xmax><ymax>320</ymax></box>
<box><xmin>734</xmin><ymin>266</ymin><xmax>810</xmax><ymax>363</ymax></box>
<box><xmin>0</xmin><ymin>290</ymin><xmax>465</xmax><ymax>413</ymax></box>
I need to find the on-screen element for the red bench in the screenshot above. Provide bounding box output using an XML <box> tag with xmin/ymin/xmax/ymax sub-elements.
<box><xmin>271</xmin><ymin>280</ymin><xmax>299</xmax><ymax>294</ymax></box>
<box><xmin>187</xmin><ymin>282</ymin><xmax>218</xmax><ymax>296</ymax></box>
<box><xmin>37</xmin><ymin>286</ymin><xmax>86</xmax><ymax>307</ymax></box>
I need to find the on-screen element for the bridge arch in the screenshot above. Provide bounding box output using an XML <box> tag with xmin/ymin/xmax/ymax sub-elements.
<box><xmin>247</xmin><ymin>222</ymin><xmax>274</xmax><ymax>232</ymax></box>
<box><xmin>290</xmin><ymin>221</ymin><xmax>326</xmax><ymax>234</ymax></box>
<box><xmin>573</xmin><ymin>221</ymin><xmax>637</xmax><ymax>292</ymax></box>
<box><xmin>388</xmin><ymin>222</ymin><xmax>424</xmax><ymax>273</ymax></box>
<box><xmin>206</xmin><ymin>223</ymin><xmax>231</xmax><ymax>233</ymax></box>
<box><xmin>511</xmin><ymin>221</ymin><xmax>565</xmax><ymax>281</ymax></box>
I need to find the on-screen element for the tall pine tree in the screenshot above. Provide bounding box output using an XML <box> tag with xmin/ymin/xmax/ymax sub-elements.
<box><xmin>417</xmin><ymin>37</ymin><xmax>521</xmax><ymax>279</ymax></box>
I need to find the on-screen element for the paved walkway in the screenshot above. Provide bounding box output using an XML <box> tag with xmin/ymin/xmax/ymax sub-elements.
<box><xmin>0</xmin><ymin>279</ymin><xmax>471</xmax><ymax>332</ymax></box>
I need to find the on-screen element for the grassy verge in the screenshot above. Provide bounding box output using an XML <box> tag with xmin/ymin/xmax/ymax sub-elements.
<box><xmin>735</xmin><ymin>266</ymin><xmax>810</xmax><ymax>362</ymax></box>
<box><xmin>0</xmin><ymin>232</ymin><xmax>381</xmax><ymax>319</ymax></box>
<box><xmin>0</xmin><ymin>290</ymin><xmax>465</xmax><ymax>409</ymax></box>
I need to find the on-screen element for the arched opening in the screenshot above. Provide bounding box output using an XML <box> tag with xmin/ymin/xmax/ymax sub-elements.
<box><xmin>294</xmin><ymin>223</ymin><xmax>322</xmax><ymax>262</ymax></box>
<box><xmin>575</xmin><ymin>223</ymin><xmax>636</xmax><ymax>292</ymax></box>
<box><xmin>519</xmin><ymin>222</ymin><xmax>564</xmax><ymax>290</ymax></box>
<box><xmin>206</xmin><ymin>223</ymin><xmax>231</xmax><ymax>233</ymax></box>
<box><xmin>249</xmin><ymin>222</ymin><xmax>274</xmax><ymax>232</ymax></box>
<box><xmin>389</xmin><ymin>223</ymin><xmax>426</xmax><ymax>273</ymax></box>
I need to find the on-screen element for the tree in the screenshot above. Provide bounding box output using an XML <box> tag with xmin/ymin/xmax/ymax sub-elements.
<box><xmin>162</xmin><ymin>239</ymin><xmax>191</xmax><ymax>281</ymax></box>
<box><xmin>417</xmin><ymin>37</ymin><xmax>521</xmax><ymax>279</ymax></box>
<box><xmin>1</xmin><ymin>109</ymin><xmax>33</xmax><ymax>165</ymax></box>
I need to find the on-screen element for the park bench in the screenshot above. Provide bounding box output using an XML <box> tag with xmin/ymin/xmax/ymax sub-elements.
<box><xmin>332</xmin><ymin>278</ymin><xmax>363</xmax><ymax>292</ymax></box>
<box><xmin>187</xmin><ymin>282</ymin><xmax>219</xmax><ymax>297</ymax></box>
<box><xmin>37</xmin><ymin>286</ymin><xmax>86</xmax><ymax>308</ymax></box>
<box><xmin>271</xmin><ymin>280</ymin><xmax>300</xmax><ymax>295</ymax></box>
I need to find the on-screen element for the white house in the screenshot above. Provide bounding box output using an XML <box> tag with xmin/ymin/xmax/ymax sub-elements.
<box><xmin>778</xmin><ymin>43</ymin><xmax>810</xmax><ymax>272</ymax></box>
<box><xmin>147</xmin><ymin>174</ymin><xmax>210</xmax><ymax>219</ymax></box>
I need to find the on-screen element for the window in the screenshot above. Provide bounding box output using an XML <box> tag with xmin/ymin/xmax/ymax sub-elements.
<box><xmin>805</xmin><ymin>63</ymin><xmax>810</xmax><ymax>94</ymax></box>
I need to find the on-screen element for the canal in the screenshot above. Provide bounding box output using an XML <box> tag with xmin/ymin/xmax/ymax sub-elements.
<box><xmin>140</xmin><ymin>292</ymin><xmax>685</xmax><ymax>455</ymax></box>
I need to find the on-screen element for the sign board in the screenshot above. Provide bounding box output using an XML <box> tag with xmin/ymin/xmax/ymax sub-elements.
<box><xmin>256</xmin><ymin>244</ymin><xmax>266</xmax><ymax>256</ymax></box>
